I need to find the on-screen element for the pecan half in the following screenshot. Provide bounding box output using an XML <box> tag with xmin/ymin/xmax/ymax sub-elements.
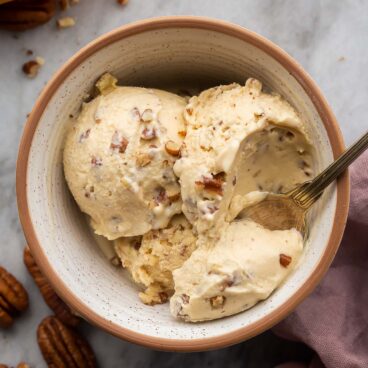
<box><xmin>0</xmin><ymin>266</ymin><xmax>29</xmax><ymax>328</ymax></box>
<box><xmin>24</xmin><ymin>247</ymin><xmax>79</xmax><ymax>327</ymax></box>
<box><xmin>0</xmin><ymin>0</ymin><xmax>56</xmax><ymax>31</ymax></box>
<box><xmin>37</xmin><ymin>316</ymin><xmax>96</xmax><ymax>368</ymax></box>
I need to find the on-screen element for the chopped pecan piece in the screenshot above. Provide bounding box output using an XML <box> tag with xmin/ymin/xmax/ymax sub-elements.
<box><xmin>22</xmin><ymin>59</ymin><xmax>42</xmax><ymax>78</ymax></box>
<box><xmin>110</xmin><ymin>131</ymin><xmax>129</xmax><ymax>153</ymax></box>
<box><xmin>117</xmin><ymin>0</ymin><xmax>129</xmax><ymax>4</ymax></box>
<box><xmin>154</xmin><ymin>187</ymin><xmax>167</xmax><ymax>205</ymax></box>
<box><xmin>178</xmin><ymin>130</ymin><xmax>187</xmax><ymax>138</ymax></box>
<box><xmin>181</xmin><ymin>294</ymin><xmax>190</xmax><ymax>304</ymax></box>
<box><xmin>91</xmin><ymin>156</ymin><xmax>102</xmax><ymax>167</ymax></box>
<box><xmin>0</xmin><ymin>266</ymin><xmax>29</xmax><ymax>328</ymax></box>
<box><xmin>140</xmin><ymin>109</ymin><xmax>153</xmax><ymax>122</ymax></box>
<box><xmin>165</xmin><ymin>140</ymin><xmax>181</xmax><ymax>157</ymax></box>
<box><xmin>79</xmin><ymin>129</ymin><xmax>90</xmax><ymax>143</ymax></box>
<box><xmin>186</xmin><ymin>107</ymin><xmax>193</xmax><ymax>116</ymax></box>
<box><xmin>209</xmin><ymin>295</ymin><xmax>226</xmax><ymax>309</ymax></box>
<box><xmin>279</xmin><ymin>254</ymin><xmax>292</xmax><ymax>268</ymax></box>
<box><xmin>195</xmin><ymin>172</ymin><xmax>226</xmax><ymax>195</ymax></box>
<box><xmin>37</xmin><ymin>316</ymin><xmax>96</xmax><ymax>368</ymax></box>
<box><xmin>17</xmin><ymin>363</ymin><xmax>30</xmax><ymax>368</ymax></box>
<box><xmin>136</xmin><ymin>153</ymin><xmax>152</xmax><ymax>167</ymax></box>
<box><xmin>24</xmin><ymin>247</ymin><xmax>80</xmax><ymax>327</ymax></box>
<box><xmin>141</xmin><ymin>127</ymin><xmax>156</xmax><ymax>140</ymax></box>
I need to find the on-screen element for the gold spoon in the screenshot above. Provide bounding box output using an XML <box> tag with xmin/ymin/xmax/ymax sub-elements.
<box><xmin>241</xmin><ymin>131</ymin><xmax>368</xmax><ymax>234</ymax></box>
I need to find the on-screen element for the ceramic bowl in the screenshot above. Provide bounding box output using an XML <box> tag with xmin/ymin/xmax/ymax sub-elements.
<box><xmin>16</xmin><ymin>16</ymin><xmax>349</xmax><ymax>351</ymax></box>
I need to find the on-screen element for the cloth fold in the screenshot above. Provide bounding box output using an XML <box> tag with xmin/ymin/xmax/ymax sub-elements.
<box><xmin>273</xmin><ymin>150</ymin><xmax>368</xmax><ymax>368</ymax></box>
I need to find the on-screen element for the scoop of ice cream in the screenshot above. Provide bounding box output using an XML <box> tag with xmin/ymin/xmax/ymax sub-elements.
<box><xmin>174</xmin><ymin>78</ymin><xmax>313</xmax><ymax>235</ymax></box>
<box><xmin>170</xmin><ymin>219</ymin><xmax>303</xmax><ymax>322</ymax></box>
<box><xmin>114</xmin><ymin>215</ymin><xmax>197</xmax><ymax>305</ymax></box>
<box><xmin>63</xmin><ymin>75</ymin><xmax>187</xmax><ymax>239</ymax></box>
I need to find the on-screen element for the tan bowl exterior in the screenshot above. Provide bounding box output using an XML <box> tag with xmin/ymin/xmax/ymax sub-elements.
<box><xmin>16</xmin><ymin>16</ymin><xmax>349</xmax><ymax>351</ymax></box>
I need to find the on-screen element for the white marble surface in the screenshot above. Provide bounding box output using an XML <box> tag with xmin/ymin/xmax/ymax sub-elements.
<box><xmin>0</xmin><ymin>0</ymin><xmax>367</xmax><ymax>367</ymax></box>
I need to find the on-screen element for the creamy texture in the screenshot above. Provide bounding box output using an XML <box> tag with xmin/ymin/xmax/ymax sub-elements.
<box><xmin>174</xmin><ymin>79</ymin><xmax>312</xmax><ymax>236</ymax></box>
<box><xmin>114</xmin><ymin>215</ymin><xmax>197</xmax><ymax>305</ymax></box>
<box><xmin>64</xmin><ymin>75</ymin><xmax>187</xmax><ymax>239</ymax></box>
<box><xmin>170</xmin><ymin>219</ymin><xmax>303</xmax><ymax>322</ymax></box>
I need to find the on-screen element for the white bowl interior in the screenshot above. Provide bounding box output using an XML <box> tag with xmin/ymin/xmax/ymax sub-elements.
<box><xmin>27</xmin><ymin>26</ymin><xmax>336</xmax><ymax>341</ymax></box>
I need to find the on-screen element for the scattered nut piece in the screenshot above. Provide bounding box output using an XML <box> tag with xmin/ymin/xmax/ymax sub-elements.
<box><xmin>279</xmin><ymin>254</ymin><xmax>292</xmax><ymax>268</ymax></box>
<box><xmin>59</xmin><ymin>0</ymin><xmax>69</xmax><ymax>11</ymax></box>
<box><xmin>57</xmin><ymin>16</ymin><xmax>76</xmax><ymax>29</ymax></box>
<box><xmin>117</xmin><ymin>0</ymin><xmax>129</xmax><ymax>4</ymax></box>
<box><xmin>178</xmin><ymin>130</ymin><xmax>187</xmax><ymax>137</ymax></box>
<box><xmin>0</xmin><ymin>266</ymin><xmax>29</xmax><ymax>328</ymax></box>
<box><xmin>140</xmin><ymin>109</ymin><xmax>154</xmax><ymax>122</ymax></box>
<box><xmin>37</xmin><ymin>316</ymin><xmax>96</xmax><ymax>368</ymax></box>
<box><xmin>17</xmin><ymin>363</ymin><xmax>30</xmax><ymax>368</ymax></box>
<box><xmin>26</xmin><ymin>49</ymin><xmax>33</xmax><ymax>56</ymax></box>
<box><xmin>136</xmin><ymin>153</ymin><xmax>152</xmax><ymax>167</ymax></box>
<box><xmin>141</xmin><ymin>127</ymin><xmax>156</xmax><ymax>140</ymax></box>
<box><xmin>209</xmin><ymin>295</ymin><xmax>226</xmax><ymax>309</ymax></box>
<box><xmin>22</xmin><ymin>60</ymin><xmax>42</xmax><ymax>78</ymax></box>
<box><xmin>165</xmin><ymin>140</ymin><xmax>181</xmax><ymax>156</ymax></box>
<box><xmin>24</xmin><ymin>247</ymin><xmax>80</xmax><ymax>327</ymax></box>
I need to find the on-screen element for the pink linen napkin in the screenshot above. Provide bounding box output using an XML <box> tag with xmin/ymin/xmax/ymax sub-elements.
<box><xmin>273</xmin><ymin>150</ymin><xmax>368</xmax><ymax>368</ymax></box>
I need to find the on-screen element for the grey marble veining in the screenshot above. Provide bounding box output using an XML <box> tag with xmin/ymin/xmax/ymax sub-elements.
<box><xmin>0</xmin><ymin>0</ymin><xmax>367</xmax><ymax>367</ymax></box>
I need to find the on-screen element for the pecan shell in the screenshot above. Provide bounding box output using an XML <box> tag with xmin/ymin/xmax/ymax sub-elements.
<box><xmin>0</xmin><ymin>0</ymin><xmax>56</xmax><ymax>31</ymax></box>
<box><xmin>37</xmin><ymin>316</ymin><xmax>97</xmax><ymax>368</ymax></box>
<box><xmin>24</xmin><ymin>247</ymin><xmax>80</xmax><ymax>327</ymax></box>
<box><xmin>0</xmin><ymin>266</ymin><xmax>29</xmax><ymax>328</ymax></box>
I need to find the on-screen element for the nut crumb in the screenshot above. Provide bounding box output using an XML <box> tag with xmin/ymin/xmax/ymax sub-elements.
<box><xmin>57</xmin><ymin>17</ymin><xmax>76</xmax><ymax>29</ymax></box>
<box><xmin>117</xmin><ymin>0</ymin><xmax>129</xmax><ymax>4</ymax></box>
<box><xmin>17</xmin><ymin>363</ymin><xmax>30</xmax><ymax>368</ymax></box>
<box><xmin>22</xmin><ymin>60</ymin><xmax>43</xmax><ymax>78</ymax></box>
<box><xmin>26</xmin><ymin>49</ymin><xmax>33</xmax><ymax>56</ymax></box>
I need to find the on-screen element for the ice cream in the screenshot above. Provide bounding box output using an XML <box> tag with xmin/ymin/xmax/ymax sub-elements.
<box><xmin>174</xmin><ymin>78</ymin><xmax>313</xmax><ymax>236</ymax></box>
<box><xmin>169</xmin><ymin>79</ymin><xmax>314</xmax><ymax>321</ymax></box>
<box><xmin>64</xmin><ymin>75</ymin><xmax>315</xmax><ymax>322</ymax></box>
<box><xmin>114</xmin><ymin>215</ymin><xmax>197</xmax><ymax>305</ymax></box>
<box><xmin>170</xmin><ymin>219</ymin><xmax>303</xmax><ymax>322</ymax></box>
<box><xmin>63</xmin><ymin>74</ymin><xmax>187</xmax><ymax>240</ymax></box>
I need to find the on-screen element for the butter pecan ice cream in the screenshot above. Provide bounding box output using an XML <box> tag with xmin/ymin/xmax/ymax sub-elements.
<box><xmin>63</xmin><ymin>74</ymin><xmax>186</xmax><ymax>240</ymax></box>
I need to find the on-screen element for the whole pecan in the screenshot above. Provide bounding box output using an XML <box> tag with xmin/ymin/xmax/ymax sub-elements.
<box><xmin>37</xmin><ymin>316</ymin><xmax>97</xmax><ymax>368</ymax></box>
<box><xmin>0</xmin><ymin>266</ymin><xmax>29</xmax><ymax>328</ymax></box>
<box><xmin>24</xmin><ymin>247</ymin><xmax>80</xmax><ymax>327</ymax></box>
<box><xmin>0</xmin><ymin>0</ymin><xmax>56</xmax><ymax>31</ymax></box>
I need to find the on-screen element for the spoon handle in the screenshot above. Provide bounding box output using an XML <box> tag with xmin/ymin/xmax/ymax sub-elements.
<box><xmin>291</xmin><ymin>131</ymin><xmax>368</xmax><ymax>209</ymax></box>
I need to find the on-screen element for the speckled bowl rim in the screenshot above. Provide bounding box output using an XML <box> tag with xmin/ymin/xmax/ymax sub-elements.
<box><xmin>16</xmin><ymin>16</ymin><xmax>350</xmax><ymax>352</ymax></box>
